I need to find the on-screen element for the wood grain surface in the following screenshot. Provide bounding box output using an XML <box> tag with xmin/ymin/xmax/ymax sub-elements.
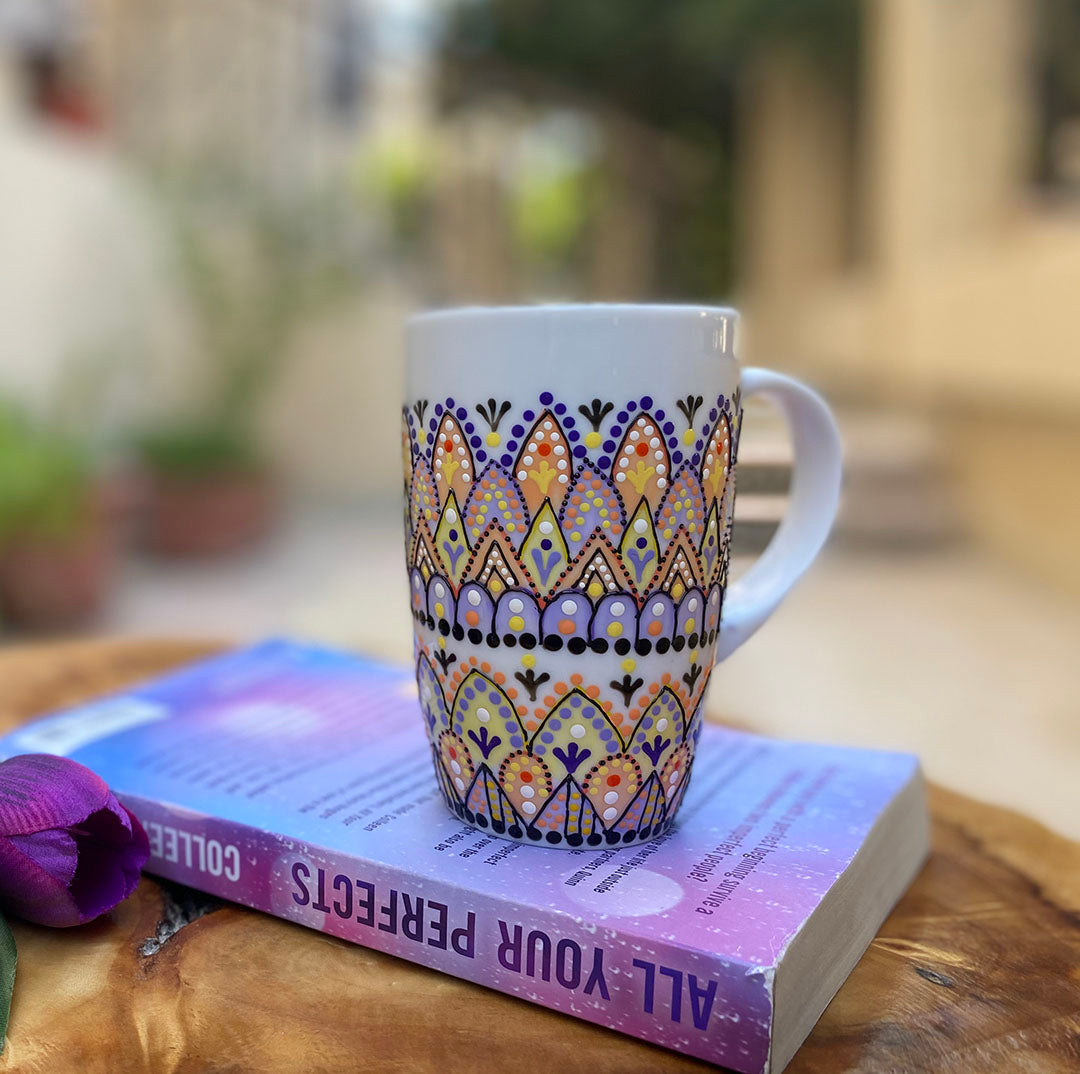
<box><xmin>0</xmin><ymin>640</ymin><xmax>1078</xmax><ymax>1074</ymax></box>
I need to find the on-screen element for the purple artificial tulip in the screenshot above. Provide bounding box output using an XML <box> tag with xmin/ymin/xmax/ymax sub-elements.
<box><xmin>0</xmin><ymin>754</ymin><xmax>149</xmax><ymax>927</ymax></box>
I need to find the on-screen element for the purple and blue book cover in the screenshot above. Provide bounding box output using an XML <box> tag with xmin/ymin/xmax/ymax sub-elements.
<box><xmin>0</xmin><ymin>641</ymin><xmax>925</xmax><ymax>1072</ymax></box>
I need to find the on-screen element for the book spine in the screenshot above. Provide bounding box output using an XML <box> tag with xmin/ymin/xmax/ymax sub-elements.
<box><xmin>124</xmin><ymin>793</ymin><xmax>773</xmax><ymax>1072</ymax></box>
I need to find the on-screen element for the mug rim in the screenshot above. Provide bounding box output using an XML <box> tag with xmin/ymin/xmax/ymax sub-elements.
<box><xmin>408</xmin><ymin>302</ymin><xmax>739</xmax><ymax>328</ymax></box>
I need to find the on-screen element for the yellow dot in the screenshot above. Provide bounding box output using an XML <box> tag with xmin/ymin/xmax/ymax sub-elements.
<box><xmin>585</xmin><ymin>431</ymin><xmax>602</xmax><ymax>449</ymax></box>
<box><xmin>671</xmin><ymin>581</ymin><xmax>685</xmax><ymax>600</ymax></box>
<box><xmin>498</xmin><ymin>500</ymin><xmax>508</xmax><ymax>509</ymax></box>
<box><xmin>663</xmin><ymin>529</ymin><xmax>673</xmax><ymax>539</ymax></box>
<box><xmin>606</xmin><ymin>622</ymin><xmax>623</xmax><ymax>637</ymax></box>
<box><xmin>684</xmin><ymin>618</ymin><xmax>695</xmax><ymax>633</ymax></box>
<box><xmin>521</xmin><ymin>653</ymin><xmax>536</xmax><ymax>668</ymax></box>
<box><xmin>689</xmin><ymin>650</ymin><xmax>698</xmax><ymax>663</ymax></box>
<box><xmin>508</xmin><ymin>615</ymin><xmax>525</xmax><ymax>631</ymax></box>
<box><xmin>601</xmin><ymin>520</ymin><xmax>610</xmax><ymax>529</ymax></box>
<box><xmin>486</xmin><ymin>431</ymin><xmax>501</xmax><ymax>447</ymax></box>
<box><xmin>682</xmin><ymin>428</ymin><xmax>695</xmax><ymax>445</ymax></box>
<box><xmin>570</xmin><ymin>531</ymin><xmax>581</xmax><ymax>541</ymax></box>
<box><xmin>434</xmin><ymin>602</ymin><xmax>445</xmax><ymax>617</ymax></box>
<box><xmin>587</xmin><ymin>580</ymin><xmax>604</xmax><ymax>598</ymax></box>
<box><xmin>484</xmin><ymin>493</ymin><xmax>492</xmax><ymax>501</ymax></box>
<box><xmin>621</xmin><ymin>658</ymin><xmax>636</xmax><ymax>672</ymax></box>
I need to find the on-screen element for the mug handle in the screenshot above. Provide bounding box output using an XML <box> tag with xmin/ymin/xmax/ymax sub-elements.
<box><xmin>714</xmin><ymin>367</ymin><xmax>843</xmax><ymax>663</ymax></box>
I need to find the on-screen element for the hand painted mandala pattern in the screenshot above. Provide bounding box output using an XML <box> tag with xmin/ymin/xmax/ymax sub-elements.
<box><xmin>404</xmin><ymin>389</ymin><xmax>742</xmax><ymax>846</ymax></box>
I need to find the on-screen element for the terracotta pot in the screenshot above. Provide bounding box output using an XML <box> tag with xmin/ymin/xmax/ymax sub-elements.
<box><xmin>0</xmin><ymin>516</ymin><xmax>115</xmax><ymax>631</ymax></box>
<box><xmin>144</xmin><ymin>468</ymin><xmax>275</xmax><ymax>558</ymax></box>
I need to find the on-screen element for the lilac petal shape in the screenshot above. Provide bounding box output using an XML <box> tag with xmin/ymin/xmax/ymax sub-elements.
<box><xmin>0</xmin><ymin>753</ymin><xmax>109</xmax><ymax>837</ymax></box>
<box><xmin>0</xmin><ymin>833</ymin><xmax>81</xmax><ymax>926</ymax></box>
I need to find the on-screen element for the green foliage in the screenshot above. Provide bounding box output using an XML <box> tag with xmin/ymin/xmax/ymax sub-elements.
<box><xmin>0</xmin><ymin>405</ymin><xmax>90</xmax><ymax>543</ymax></box>
<box><xmin>511</xmin><ymin>164</ymin><xmax>592</xmax><ymax>263</ymax></box>
<box><xmin>359</xmin><ymin>135</ymin><xmax>435</xmax><ymax>242</ymax></box>
<box><xmin>136</xmin><ymin>423</ymin><xmax>258</xmax><ymax>480</ymax></box>
<box><xmin>0</xmin><ymin>911</ymin><xmax>14</xmax><ymax>1053</ymax></box>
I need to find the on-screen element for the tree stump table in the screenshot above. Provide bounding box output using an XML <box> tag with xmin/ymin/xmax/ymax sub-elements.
<box><xmin>1</xmin><ymin>640</ymin><xmax>1078</xmax><ymax>1073</ymax></box>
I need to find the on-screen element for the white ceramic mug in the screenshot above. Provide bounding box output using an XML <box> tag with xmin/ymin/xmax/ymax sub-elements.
<box><xmin>403</xmin><ymin>305</ymin><xmax>841</xmax><ymax>848</ymax></box>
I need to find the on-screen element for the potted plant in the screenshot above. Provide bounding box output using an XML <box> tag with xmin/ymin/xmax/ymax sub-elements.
<box><xmin>0</xmin><ymin>407</ymin><xmax>114</xmax><ymax>631</ymax></box>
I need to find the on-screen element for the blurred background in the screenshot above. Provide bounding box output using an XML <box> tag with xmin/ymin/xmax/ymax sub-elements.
<box><xmin>0</xmin><ymin>0</ymin><xmax>1077</xmax><ymax>834</ymax></box>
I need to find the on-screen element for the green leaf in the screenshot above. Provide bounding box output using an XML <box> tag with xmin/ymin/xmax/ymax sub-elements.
<box><xmin>0</xmin><ymin>910</ymin><xmax>15</xmax><ymax>1053</ymax></box>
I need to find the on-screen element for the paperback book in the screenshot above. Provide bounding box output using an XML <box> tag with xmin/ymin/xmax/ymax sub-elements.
<box><xmin>0</xmin><ymin>640</ymin><xmax>928</xmax><ymax>1073</ymax></box>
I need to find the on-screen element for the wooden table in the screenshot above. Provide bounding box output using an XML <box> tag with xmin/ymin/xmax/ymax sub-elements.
<box><xmin>1</xmin><ymin>640</ymin><xmax>1078</xmax><ymax>1074</ymax></box>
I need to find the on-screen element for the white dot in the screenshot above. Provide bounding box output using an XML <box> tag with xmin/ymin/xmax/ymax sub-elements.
<box><xmin>634</xmin><ymin>519</ymin><xmax>648</xmax><ymax>533</ymax></box>
<box><xmin>435</xmin><ymin>459</ymin><xmax>442</xmax><ymax>469</ymax></box>
<box><xmin>616</xmin><ymin>473</ymin><xmax>626</xmax><ymax>483</ymax></box>
<box><xmin>629</xmin><ymin>430</ymin><xmax>640</xmax><ymax>441</ymax></box>
<box><xmin>543</xmin><ymin>420</ymin><xmax>553</xmax><ymax>430</ymax></box>
<box><xmin>657</xmin><ymin>478</ymin><xmax>667</xmax><ymax>489</ymax></box>
<box><xmin>520</xmin><ymin>784</ymin><xmax>535</xmax><ymax>799</ymax></box>
<box><xmin>602</xmin><ymin>807</ymin><xmax>618</xmax><ymax>821</ymax></box>
<box><xmin>656</xmin><ymin>464</ymin><xmax>666</xmax><ymax>475</ymax></box>
<box><xmin>468</xmin><ymin>590</ymin><xmax>481</xmax><ymax>606</ymax></box>
<box><xmin>452</xmin><ymin>433</ymin><xmax>461</xmax><ymax>443</ymax></box>
<box><xmin>521</xmin><ymin>800</ymin><xmax>537</xmax><ymax>815</ymax></box>
<box><xmin>611</xmin><ymin>601</ymin><xmax>625</xmax><ymax>615</ymax></box>
<box><xmin>523</xmin><ymin>455</ymin><xmax>533</xmax><ymax>465</ymax></box>
<box><xmin>413</xmin><ymin>577</ymin><xmax>421</xmax><ymax>589</ymax></box>
<box><xmin>517</xmin><ymin>471</ymin><xmax>528</xmax><ymax>481</ymax></box>
<box><xmin>457</xmin><ymin>446</ymin><xmax>466</xmax><ymax>457</ymax></box>
<box><xmin>652</xmin><ymin>601</ymin><xmax>664</xmax><ymax>615</ymax></box>
<box><xmin>535</xmin><ymin>429</ymin><xmax>545</xmax><ymax>440</ymax></box>
<box><xmin>650</xmin><ymin>437</ymin><xmax>660</xmax><ymax>448</ymax></box>
<box><xmin>557</xmin><ymin>459</ymin><xmax>567</xmax><ymax>469</ymax></box>
<box><xmin>454</xmin><ymin>777</ymin><xmax>465</xmax><ymax>791</ymax></box>
<box><xmin>604</xmin><ymin>791</ymin><xmax>620</xmax><ymax>805</ymax></box>
<box><xmin>434</xmin><ymin>582</ymin><xmax>445</xmax><ymax>597</ymax></box>
<box><xmin>539</xmin><ymin>520</ymin><xmax>553</xmax><ymax>534</ymax></box>
<box><xmin>477</xmin><ymin>707</ymin><xmax>490</xmax><ymax>722</ymax></box>
<box><xmin>558</xmin><ymin>474</ymin><xmax>568</xmax><ymax>483</ymax></box>
<box><xmin>669</xmin><ymin>770</ymin><xmax>680</xmax><ymax>784</ymax></box>
<box><xmin>446</xmin><ymin>509</ymin><xmax>457</xmax><ymax>524</ymax></box>
<box><xmin>570</xmin><ymin>724</ymin><xmax>586</xmax><ymax>739</ymax></box>
<box><xmin>643</xmin><ymin>425</ymin><xmax>655</xmax><ymax>436</ymax></box>
<box><xmin>657</xmin><ymin>718</ymin><xmax>668</xmax><ymax>732</ymax></box>
<box><xmin>687</xmin><ymin>598</ymin><xmax>698</xmax><ymax>612</ymax></box>
<box><xmin>462</xmin><ymin>474</ymin><xmax>471</xmax><ymax>483</ymax></box>
<box><xmin>509</xmin><ymin>598</ymin><xmax>524</xmax><ymax>612</ymax></box>
<box><xmin>561</xmin><ymin>599</ymin><xmax>577</xmax><ymax>614</ymax></box>
<box><xmin>618</xmin><ymin>457</ymin><xmax>629</xmax><ymax>469</ymax></box>
<box><xmin>450</xmin><ymin>759</ymin><xmax>462</xmax><ymax>775</ymax></box>
<box><xmin>553</xmin><ymin>445</ymin><xmax>565</xmax><ymax>455</ymax></box>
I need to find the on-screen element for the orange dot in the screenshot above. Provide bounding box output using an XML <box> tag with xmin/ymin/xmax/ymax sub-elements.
<box><xmin>526</xmin><ymin>720</ymin><xmax>538</xmax><ymax>731</ymax></box>
<box><xmin>481</xmin><ymin>661</ymin><xmax>491</xmax><ymax>673</ymax></box>
<box><xmin>571</xmin><ymin>495</ymin><xmax>582</xmax><ymax>505</ymax></box>
<box><xmin>638</xmin><ymin>695</ymin><xmax>651</xmax><ymax>707</ymax></box>
<box><xmin>466</xmin><ymin>610</ymin><xmax>480</xmax><ymax>626</ymax></box>
<box><xmin>516</xmin><ymin>705</ymin><xmax>527</xmax><ymax>716</ymax></box>
<box><xmin>538</xmin><ymin>442</ymin><xmax>552</xmax><ymax>456</ymax></box>
<box><xmin>648</xmin><ymin>620</ymin><xmax>663</xmax><ymax>636</ymax></box>
<box><xmin>661</xmin><ymin>673</ymin><xmax>671</xmax><ymax>685</ymax></box>
<box><xmin>649</xmin><ymin>682</ymin><xmax>660</xmax><ymax>693</ymax></box>
<box><xmin>570</xmin><ymin>673</ymin><xmax>583</xmax><ymax>686</ymax></box>
<box><xmin>635</xmin><ymin>442</ymin><xmax>649</xmax><ymax>456</ymax></box>
<box><xmin>555</xmin><ymin>682</ymin><xmax>568</xmax><ymax>694</ymax></box>
<box><xmin>586</xmin><ymin>685</ymin><xmax>600</xmax><ymax>699</ymax></box>
<box><xmin>602</xmin><ymin>700</ymin><xmax>612</xmax><ymax>711</ymax></box>
<box><xmin>607</xmin><ymin>774</ymin><xmax>621</xmax><ymax>786</ymax></box>
<box><xmin>557</xmin><ymin>793</ymin><xmax>567</xmax><ymax>803</ymax></box>
<box><xmin>543</xmin><ymin>696</ymin><xmax>556</xmax><ymax>707</ymax></box>
<box><xmin>497</xmin><ymin>477</ymin><xmax>507</xmax><ymax>487</ymax></box>
<box><xmin>448</xmin><ymin>746</ymin><xmax>457</xmax><ymax>760</ymax></box>
<box><xmin>558</xmin><ymin>619</ymin><xmax>576</xmax><ymax>635</ymax></box>
<box><xmin>591</xmin><ymin>479</ymin><xmax>602</xmax><ymax>490</ymax></box>
<box><xmin>442</xmin><ymin>438</ymin><xmax>454</xmax><ymax>452</ymax></box>
<box><xmin>628</xmin><ymin>709</ymin><xmax>640</xmax><ymax>721</ymax></box>
<box><xmin>520</xmin><ymin>770</ymin><xmax>533</xmax><ymax>783</ymax></box>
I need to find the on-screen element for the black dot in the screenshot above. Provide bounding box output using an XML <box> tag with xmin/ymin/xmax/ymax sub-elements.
<box><xmin>486</xmin><ymin>632</ymin><xmax>500</xmax><ymax>647</ymax></box>
<box><xmin>508</xmin><ymin>824</ymin><xmax>523</xmax><ymax>838</ymax></box>
<box><xmin>545</xmin><ymin>831</ymin><xmax>563</xmax><ymax>845</ymax></box>
<box><xmin>543</xmin><ymin>636</ymin><xmax>562</xmax><ymax>651</ymax></box>
<box><xmin>452</xmin><ymin>624</ymin><xmax>464</xmax><ymax>641</ymax></box>
<box><xmin>438</xmin><ymin>619</ymin><xmax>451</xmax><ymax>635</ymax></box>
<box><xmin>520</xmin><ymin>633</ymin><xmax>536</xmax><ymax>649</ymax></box>
<box><xmin>502</xmin><ymin>633</ymin><xmax>517</xmax><ymax>647</ymax></box>
<box><xmin>492</xmin><ymin>820</ymin><xmax>506</xmax><ymax>834</ymax></box>
<box><xmin>526</xmin><ymin>827</ymin><xmax>543</xmax><ymax>841</ymax></box>
<box><xmin>673</xmin><ymin>637</ymin><xmax>686</xmax><ymax>652</ymax></box>
<box><xmin>566</xmin><ymin>833</ymin><xmax>583</xmax><ymax>847</ymax></box>
<box><xmin>614</xmin><ymin>639</ymin><xmax>631</xmax><ymax>655</ymax></box>
<box><xmin>568</xmin><ymin>638</ymin><xmax>587</xmax><ymax>654</ymax></box>
<box><xmin>622</xmin><ymin>830</ymin><xmax>636</xmax><ymax>843</ymax></box>
<box><xmin>589</xmin><ymin>639</ymin><xmax>609</xmax><ymax>654</ymax></box>
<box><xmin>656</xmin><ymin>638</ymin><xmax>671</xmax><ymax>654</ymax></box>
<box><xmin>475</xmin><ymin>813</ymin><xmax>489</xmax><ymax>828</ymax></box>
<box><xmin>688</xmin><ymin>632</ymin><xmax>699</xmax><ymax>648</ymax></box>
<box><xmin>639</xmin><ymin>826</ymin><xmax>652</xmax><ymax>839</ymax></box>
<box><xmin>605</xmin><ymin>831</ymin><xmax>622</xmax><ymax>845</ymax></box>
<box><xmin>426</xmin><ymin>615</ymin><xmax>436</xmax><ymax>630</ymax></box>
<box><xmin>463</xmin><ymin>808</ymin><xmax>474</xmax><ymax>823</ymax></box>
<box><xmin>467</xmin><ymin>629</ymin><xmax>483</xmax><ymax>644</ymax></box>
<box><xmin>636</xmin><ymin>537</ymin><xmax>648</xmax><ymax>549</ymax></box>
<box><xmin>635</xmin><ymin>640</ymin><xmax>651</xmax><ymax>656</ymax></box>
<box><xmin>586</xmin><ymin>833</ymin><xmax>603</xmax><ymax>846</ymax></box>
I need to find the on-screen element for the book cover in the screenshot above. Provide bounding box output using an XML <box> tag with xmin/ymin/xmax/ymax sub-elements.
<box><xmin>0</xmin><ymin>640</ymin><xmax>927</xmax><ymax>1072</ymax></box>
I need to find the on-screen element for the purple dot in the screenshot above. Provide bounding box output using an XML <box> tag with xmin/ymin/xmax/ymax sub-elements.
<box><xmin>523</xmin><ymin>409</ymin><xmax>535</xmax><ymax>422</ymax></box>
<box><xmin>564</xmin><ymin>415</ymin><xmax>576</xmax><ymax>428</ymax></box>
<box><xmin>506</xmin><ymin>441</ymin><xmax>518</xmax><ymax>454</ymax></box>
<box><xmin>717</xmin><ymin>395</ymin><xmax>726</xmax><ymax>407</ymax></box>
<box><xmin>567</xmin><ymin>429</ymin><xmax>580</xmax><ymax>442</ymax></box>
<box><xmin>641</xmin><ymin>395</ymin><xmax>653</xmax><ymax>408</ymax></box>
<box><xmin>554</xmin><ymin>402</ymin><xmax>566</xmax><ymax>415</ymax></box>
<box><xmin>610</xmin><ymin>426</ymin><xmax>622</xmax><ymax>438</ymax></box>
<box><xmin>426</xmin><ymin>433</ymin><xmax>434</xmax><ymax>444</ymax></box>
<box><xmin>434</xmin><ymin>403</ymin><xmax>444</xmax><ymax>415</ymax></box>
<box><xmin>597</xmin><ymin>456</ymin><xmax>610</xmax><ymax>468</ymax></box>
<box><xmin>662</xmin><ymin>421</ymin><xmax>674</xmax><ymax>435</ymax></box>
<box><xmin>598</xmin><ymin>728</ymin><xmax>612</xmax><ymax>741</ymax></box>
<box><xmin>541</xmin><ymin>731</ymin><xmax>554</xmax><ymax>743</ymax></box>
<box><xmin>539</xmin><ymin>391</ymin><xmax>553</xmax><ymax>405</ymax></box>
<box><xmin>534</xmin><ymin>743</ymin><xmax>546</xmax><ymax>755</ymax></box>
<box><xmin>540</xmin><ymin>539</ymin><xmax>552</xmax><ymax>551</ymax></box>
<box><xmin>500</xmin><ymin>454</ymin><xmax>513</xmax><ymax>467</ymax></box>
<box><xmin>456</xmin><ymin>407</ymin><xmax>467</xmax><ymax>420</ymax></box>
<box><xmin>464</xmin><ymin>687</ymin><xmax>475</xmax><ymax>701</ymax></box>
<box><xmin>511</xmin><ymin>424</ymin><xmax>524</xmax><ymax>438</ymax></box>
<box><xmin>549</xmin><ymin>718</ymin><xmax>562</xmax><ymax>730</ymax></box>
<box><xmin>692</xmin><ymin>453</ymin><xmax>701</xmax><ymax>465</ymax></box>
<box><xmin>655</xmin><ymin>408</ymin><xmax>665</xmax><ymax>420</ymax></box>
<box><xmin>499</xmin><ymin>706</ymin><xmax>512</xmax><ymax>719</ymax></box>
<box><xmin>573</xmin><ymin>445</ymin><xmax>587</xmax><ymax>458</ymax></box>
<box><xmin>701</xmin><ymin>423</ymin><xmax>710</xmax><ymax>434</ymax></box>
<box><xmin>470</xmin><ymin>435</ymin><xmax>481</xmax><ymax>448</ymax></box>
<box><xmin>667</xmin><ymin>438</ymin><xmax>679</xmax><ymax>450</ymax></box>
<box><xmin>603</xmin><ymin>440</ymin><xmax>615</xmax><ymax>453</ymax></box>
<box><xmin>635</xmin><ymin>732</ymin><xmax>645</xmax><ymax>742</ymax></box>
<box><xmin>636</xmin><ymin>537</ymin><xmax>648</xmax><ymax>549</ymax></box>
<box><xmin>672</xmin><ymin>450</ymin><xmax>683</xmax><ymax>465</ymax></box>
<box><xmin>406</xmin><ymin>412</ymin><xmax>414</xmax><ymax>425</ymax></box>
<box><xmin>570</xmin><ymin>694</ymin><xmax>582</xmax><ymax>707</ymax></box>
<box><xmin>642</xmin><ymin>717</ymin><xmax>653</xmax><ymax>729</ymax></box>
<box><xmin>581</xmin><ymin>706</ymin><xmax>596</xmax><ymax>719</ymax></box>
<box><xmin>605</xmin><ymin>740</ymin><xmax>619</xmax><ymax>753</ymax></box>
<box><xmin>616</xmin><ymin>411</ymin><xmax>628</xmax><ymax>423</ymax></box>
<box><xmin>709</xmin><ymin>408</ymin><xmax>718</xmax><ymax>421</ymax></box>
<box><xmin>464</xmin><ymin>421</ymin><xmax>475</xmax><ymax>434</ymax></box>
<box><xmin>510</xmin><ymin>735</ymin><xmax>524</xmax><ymax>748</ymax></box>
<box><xmin>429</xmin><ymin>418</ymin><xmax>438</xmax><ymax>432</ymax></box>
<box><xmin>627</xmin><ymin>401</ymin><xmax>637</xmax><ymax>412</ymax></box>
<box><xmin>476</xmin><ymin>449</ymin><xmax>487</xmax><ymax>463</ymax></box>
